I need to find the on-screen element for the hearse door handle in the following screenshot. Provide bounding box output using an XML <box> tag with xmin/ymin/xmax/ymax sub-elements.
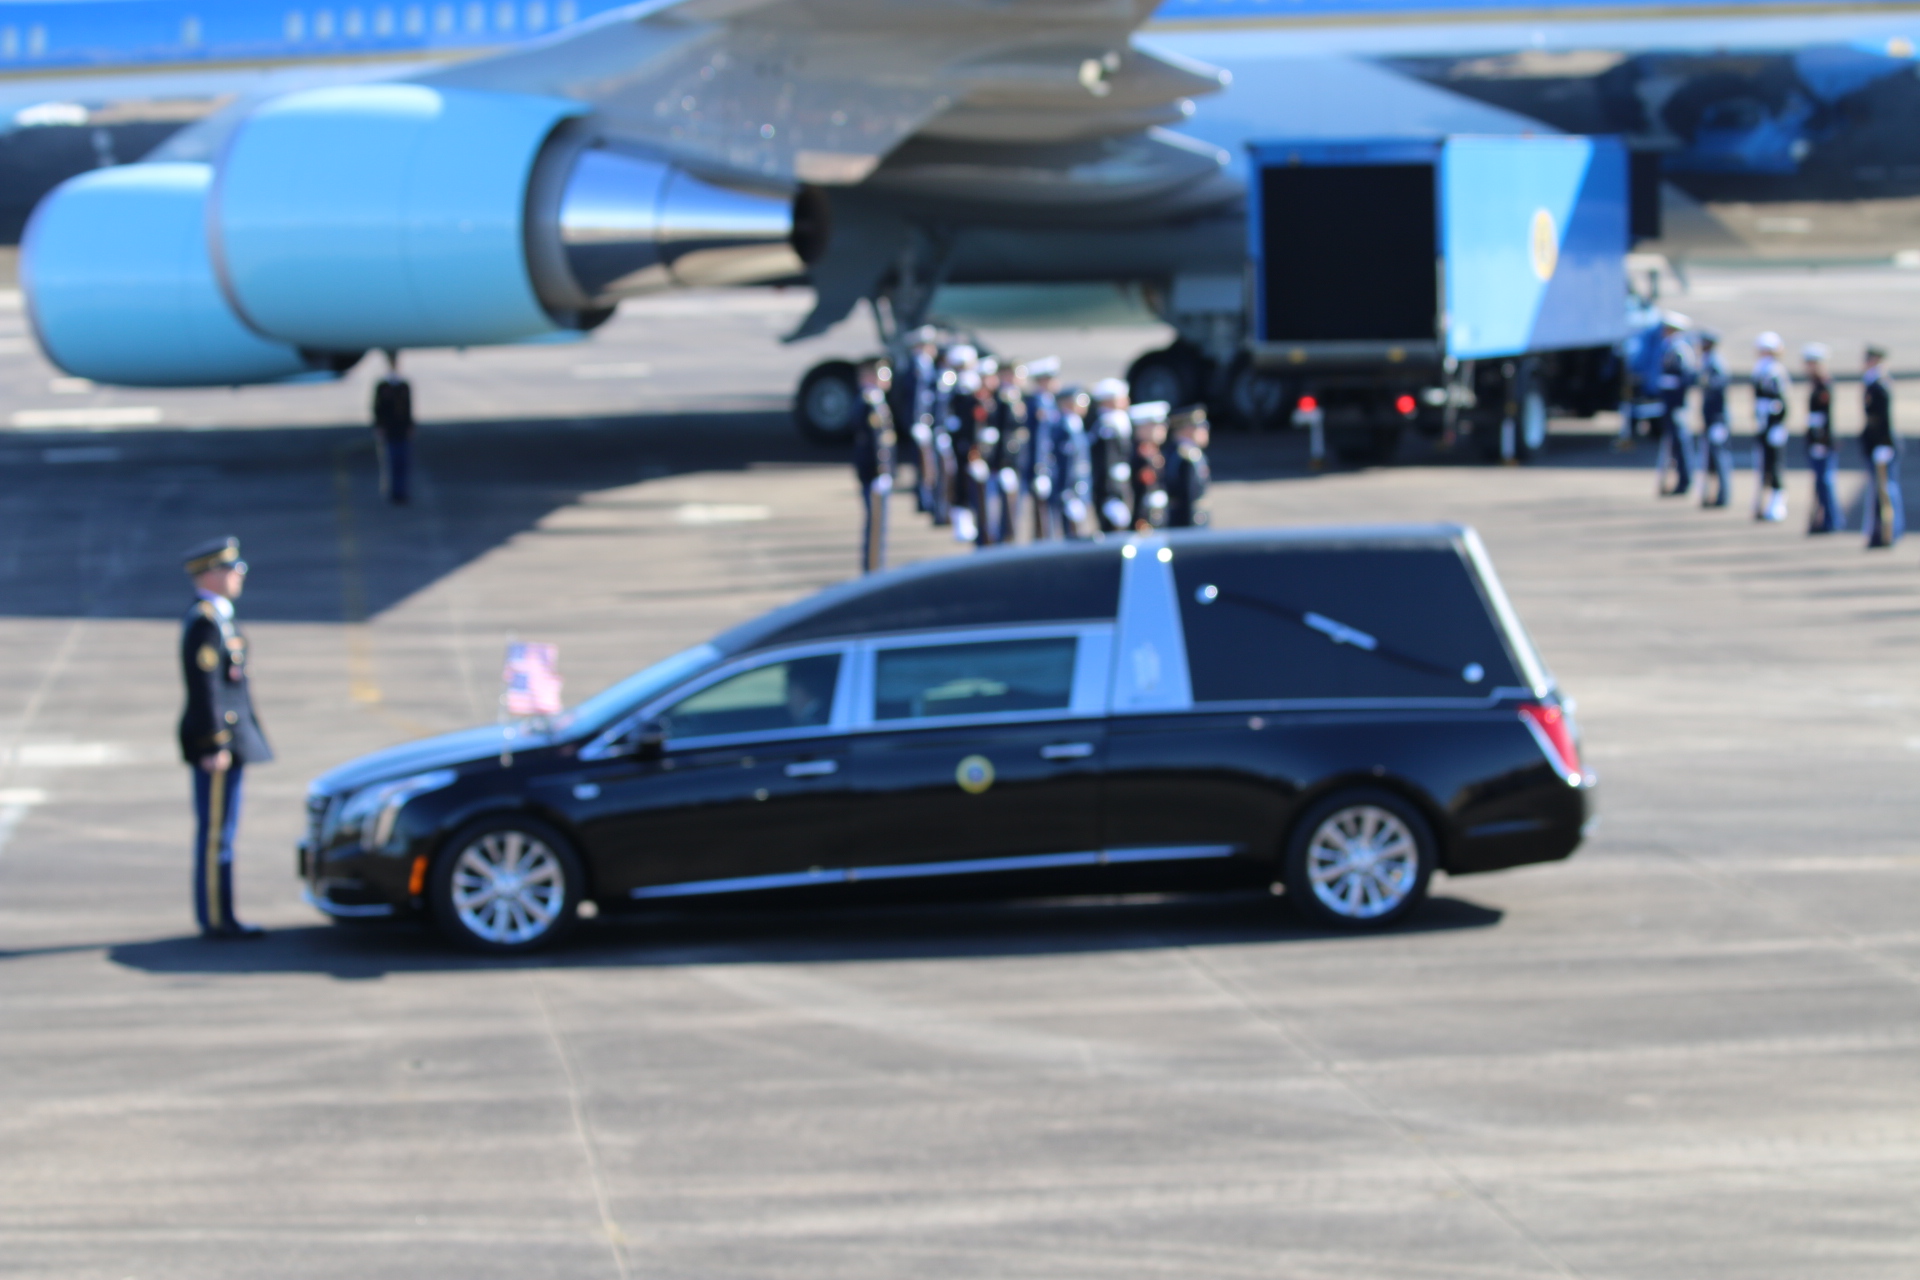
<box><xmin>1040</xmin><ymin>742</ymin><xmax>1095</xmax><ymax>760</ymax></box>
<box><xmin>784</xmin><ymin>759</ymin><xmax>840</xmax><ymax>778</ymax></box>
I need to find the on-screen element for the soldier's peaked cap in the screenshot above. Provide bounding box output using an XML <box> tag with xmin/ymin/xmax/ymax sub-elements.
<box><xmin>183</xmin><ymin>536</ymin><xmax>242</xmax><ymax>575</ymax></box>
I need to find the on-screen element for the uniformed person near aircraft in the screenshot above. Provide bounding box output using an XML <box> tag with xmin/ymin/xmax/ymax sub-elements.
<box><xmin>935</xmin><ymin>344</ymin><xmax>977</xmax><ymax>531</ymax></box>
<box><xmin>371</xmin><ymin>351</ymin><xmax>414</xmax><ymax>506</ymax></box>
<box><xmin>1654</xmin><ymin>312</ymin><xmax>1696</xmax><ymax>497</ymax></box>
<box><xmin>852</xmin><ymin>359</ymin><xmax>896</xmax><ymax>572</ymax></box>
<box><xmin>1802</xmin><ymin>343</ymin><xmax>1840</xmax><ymax>534</ymax></box>
<box><xmin>1696</xmin><ymin>329</ymin><xmax>1735</xmax><ymax>508</ymax></box>
<box><xmin>1129</xmin><ymin>400</ymin><xmax>1171</xmax><ymax>529</ymax></box>
<box><xmin>1089</xmin><ymin>379</ymin><xmax>1135</xmax><ymax>533</ymax></box>
<box><xmin>178</xmin><ymin>538</ymin><xmax>271</xmax><ymax>939</ymax></box>
<box><xmin>1052</xmin><ymin>387</ymin><xmax>1094</xmax><ymax>539</ymax></box>
<box><xmin>1162</xmin><ymin>405</ymin><xmax>1212</xmax><ymax>528</ymax></box>
<box><xmin>1019</xmin><ymin>357</ymin><xmax>1063</xmax><ymax>539</ymax></box>
<box><xmin>894</xmin><ymin>326</ymin><xmax>943</xmax><ymax>514</ymax></box>
<box><xmin>1861</xmin><ymin>343</ymin><xmax>1902</xmax><ymax>548</ymax></box>
<box><xmin>1752</xmin><ymin>332</ymin><xmax>1792</xmax><ymax>523</ymax></box>
<box><xmin>984</xmin><ymin>360</ymin><xmax>1030</xmax><ymax>545</ymax></box>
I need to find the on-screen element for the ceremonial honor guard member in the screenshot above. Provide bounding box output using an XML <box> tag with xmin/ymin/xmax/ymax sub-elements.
<box><xmin>852</xmin><ymin>359</ymin><xmax>896</xmax><ymax>572</ymax></box>
<box><xmin>371</xmin><ymin>352</ymin><xmax>415</xmax><ymax>506</ymax></box>
<box><xmin>894</xmin><ymin>327</ymin><xmax>942</xmax><ymax>514</ymax></box>
<box><xmin>178</xmin><ymin>538</ymin><xmax>271</xmax><ymax>938</ymax></box>
<box><xmin>1654</xmin><ymin>313</ymin><xmax>1697</xmax><ymax>496</ymax></box>
<box><xmin>1752</xmin><ymin>332</ymin><xmax>1791</xmax><ymax>522</ymax></box>
<box><xmin>1803</xmin><ymin>343</ymin><xmax>1840</xmax><ymax>533</ymax></box>
<box><xmin>1861</xmin><ymin>343</ymin><xmax>1902</xmax><ymax>548</ymax></box>
<box><xmin>1020</xmin><ymin>357</ymin><xmax>1063</xmax><ymax>539</ymax></box>
<box><xmin>1697</xmin><ymin>330</ymin><xmax>1734</xmax><ymax>508</ymax></box>
<box><xmin>984</xmin><ymin>360</ymin><xmax>1030</xmax><ymax>545</ymax></box>
<box><xmin>1129</xmin><ymin>400</ymin><xmax>1171</xmax><ymax>529</ymax></box>
<box><xmin>1162</xmin><ymin>405</ymin><xmax>1212</xmax><ymax>528</ymax></box>
<box><xmin>1089</xmin><ymin>379</ymin><xmax>1135</xmax><ymax>533</ymax></box>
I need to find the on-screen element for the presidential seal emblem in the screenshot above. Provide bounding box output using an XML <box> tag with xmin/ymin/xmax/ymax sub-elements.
<box><xmin>955</xmin><ymin>754</ymin><xmax>995</xmax><ymax>795</ymax></box>
<box><xmin>1530</xmin><ymin>207</ymin><xmax>1558</xmax><ymax>282</ymax></box>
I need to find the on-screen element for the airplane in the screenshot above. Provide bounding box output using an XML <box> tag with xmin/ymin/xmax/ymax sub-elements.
<box><xmin>6</xmin><ymin>0</ymin><xmax>1919</xmax><ymax>444</ymax></box>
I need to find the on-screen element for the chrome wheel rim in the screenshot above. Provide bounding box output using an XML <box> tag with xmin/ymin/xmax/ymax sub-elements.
<box><xmin>450</xmin><ymin>830</ymin><xmax>565</xmax><ymax>944</ymax></box>
<box><xmin>1306</xmin><ymin>805</ymin><xmax>1420</xmax><ymax>920</ymax></box>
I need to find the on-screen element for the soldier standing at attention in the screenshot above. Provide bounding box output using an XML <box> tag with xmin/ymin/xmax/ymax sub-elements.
<box><xmin>1129</xmin><ymin>400</ymin><xmax>1170</xmax><ymax>530</ymax></box>
<box><xmin>1654</xmin><ymin>313</ymin><xmax>1697</xmax><ymax>497</ymax></box>
<box><xmin>853</xmin><ymin>359</ymin><xmax>896</xmax><ymax>572</ymax></box>
<box><xmin>1802</xmin><ymin>344</ymin><xmax>1840</xmax><ymax>534</ymax></box>
<box><xmin>1861</xmin><ymin>343</ymin><xmax>1902</xmax><ymax>549</ymax></box>
<box><xmin>1019</xmin><ymin>358</ymin><xmax>1063</xmax><ymax>539</ymax></box>
<box><xmin>1089</xmin><ymin>379</ymin><xmax>1134</xmax><ymax>534</ymax></box>
<box><xmin>1162</xmin><ymin>405</ymin><xmax>1212</xmax><ymax>528</ymax></box>
<box><xmin>179</xmin><ymin>538</ymin><xmax>271</xmax><ymax>939</ymax></box>
<box><xmin>1697</xmin><ymin>330</ymin><xmax>1734</xmax><ymax>508</ymax></box>
<box><xmin>894</xmin><ymin>327</ymin><xmax>942</xmax><ymax>514</ymax></box>
<box><xmin>371</xmin><ymin>352</ymin><xmax>414</xmax><ymax>506</ymax></box>
<box><xmin>1752</xmin><ymin>332</ymin><xmax>1791</xmax><ymax>523</ymax></box>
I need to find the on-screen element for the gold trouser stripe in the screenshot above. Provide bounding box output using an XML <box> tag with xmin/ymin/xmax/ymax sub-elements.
<box><xmin>204</xmin><ymin>765</ymin><xmax>229</xmax><ymax>927</ymax></box>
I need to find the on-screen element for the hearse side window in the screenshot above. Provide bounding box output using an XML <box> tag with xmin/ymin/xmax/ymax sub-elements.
<box><xmin>874</xmin><ymin>638</ymin><xmax>1077</xmax><ymax>721</ymax></box>
<box><xmin>1172</xmin><ymin>545</ymin><xmax>1521</xmax><ymax>701</ymax></box>
<box><xmin>658</xmin><ymin>653</ymin><xmax>840</xmax><ymax>740</ymax></box>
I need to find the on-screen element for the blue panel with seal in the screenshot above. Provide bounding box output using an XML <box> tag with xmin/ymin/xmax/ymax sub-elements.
<box><xmin>1441</xmin><ymin>135</ymin><xmax>1629</xmax><ymax>359</ymax></box>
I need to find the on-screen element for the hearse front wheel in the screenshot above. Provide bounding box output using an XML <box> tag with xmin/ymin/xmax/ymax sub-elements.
<box><xmin>429</xmin><ymin>815</ymin><xmax>584</xmax><ymax>954</ymax></box>
<box><xmin>1283</xmin><ymin>789</ymin><xmax>1435</xmax><ymax>929</ymax></box>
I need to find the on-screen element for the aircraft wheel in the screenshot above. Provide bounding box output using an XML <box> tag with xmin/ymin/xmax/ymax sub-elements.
<box><xmin>795</xmin><ymin>360</ymin><xmax>862</xmax><ymax>446</ymax></box>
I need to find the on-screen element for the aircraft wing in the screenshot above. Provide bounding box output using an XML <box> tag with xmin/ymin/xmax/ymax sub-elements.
<box><xmin>419</xmin><ymin>0</ymin><xmax>1227</xmax><ymax>186</ymax></box>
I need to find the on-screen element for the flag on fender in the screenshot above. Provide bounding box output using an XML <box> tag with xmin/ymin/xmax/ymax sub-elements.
<box><xmin>502</xmin><ymin>641</ymin><xmax>562</xmax><ymax>716</ymax></box>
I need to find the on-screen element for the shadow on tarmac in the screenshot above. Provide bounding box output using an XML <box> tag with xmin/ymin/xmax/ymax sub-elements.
<box><xmin>94</xmin><ymin>892</ymin><xmax>1503</xmax><ymax>980</ymax></box>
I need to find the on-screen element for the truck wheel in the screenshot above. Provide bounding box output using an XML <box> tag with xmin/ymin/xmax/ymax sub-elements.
<box><xmin>1221</xmin><ymin>353</ymin><xmax>1286</xmax><ymax>430</ymax></box>
<box><xmin>1283</xmin><ymin>788</ymin><xmax>1436</xmax><ymax>929</ymax></box>
<box><xmin>795</xmin><ymin>360</ymin><xmax>862</xmax><ymax>446</ymax></box>
<box><xmin>1127</xmin><ymin>344</ymin><xmax>1205</xmax><ymax>408</ymax></box>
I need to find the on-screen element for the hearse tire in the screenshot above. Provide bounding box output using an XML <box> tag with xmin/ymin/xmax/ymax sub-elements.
<box><xmin>1283</xmin><ymin>788</ymin><xmax>1436</xmax><ymax>929</ymax></box>
<box><xmin>429</xmin><ymin>814</ymin><xmax>585</xmax><ymax>954</ymax></box>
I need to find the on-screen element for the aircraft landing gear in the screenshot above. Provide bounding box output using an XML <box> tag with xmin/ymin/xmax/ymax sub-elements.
<box><xmin>795</xmin><ymin>359</ymin><xmax>862</xmax><ymax>446</ymax></box>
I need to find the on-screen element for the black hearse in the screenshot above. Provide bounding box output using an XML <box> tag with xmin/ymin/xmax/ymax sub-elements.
<box><xmin>300</xmin><ymin>527</ymin><xmax>1592</xmax><ymax>951</ymax></box>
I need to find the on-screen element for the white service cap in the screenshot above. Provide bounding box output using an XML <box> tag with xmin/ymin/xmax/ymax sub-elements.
<box><xmin>1802</xmin><ymin>342</ymin><xmax>1829</xmax><ymax>361</ymax></box>
<box><xmin>1091</xmin><ymin>377</ymin><xmax>1129</xmax><ymax>401</ymax></box>
<box><xmin>1755</xmin><ymin>331</ymin><xmax>1783</xmax><ymax>352</ymax></box>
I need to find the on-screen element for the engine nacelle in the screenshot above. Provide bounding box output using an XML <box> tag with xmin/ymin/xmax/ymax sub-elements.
<box><xmin>22</xmin><ymin>163</ymin><xmax>315</xmax><ymax>387</ymax></box>
<box><xmin>21</xmin><ymin>84</ymin><xmax>808</xmax><ymax>387</ymax></box>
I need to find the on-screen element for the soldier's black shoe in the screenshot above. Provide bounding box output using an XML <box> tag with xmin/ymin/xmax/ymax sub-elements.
<box><xmin>204</xmin><ymin>922</ymin><xmax>266</xmax><ymax>940</ymax></box>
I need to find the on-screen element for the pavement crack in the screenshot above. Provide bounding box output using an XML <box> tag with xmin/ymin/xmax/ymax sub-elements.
<box><xmin>531</xmin><ymin>974</ymin><xmax>632</xmax><ymax>1280</ymax></box>
<box><xmin>1173</xmin><ymin>945</ymin><xmax>1589</xmax><ymax>1280</ymax></box>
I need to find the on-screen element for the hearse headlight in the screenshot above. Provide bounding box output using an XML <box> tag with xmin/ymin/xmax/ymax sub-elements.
<box><xmin>338</xmin><ymin>769</ymin><xmax>458</xmax><ymax>851</ymax></box>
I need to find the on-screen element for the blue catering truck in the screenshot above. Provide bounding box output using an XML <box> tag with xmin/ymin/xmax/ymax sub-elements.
<box><xmin>1242</xmin><ymin>135</ymin><xmax>1631</xmax><ymax>463</ymax></box>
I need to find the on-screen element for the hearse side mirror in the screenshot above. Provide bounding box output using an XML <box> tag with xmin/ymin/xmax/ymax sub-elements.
<box><xmin>631</xmin><ymin>719</ymin><xmax>667</xmax><ymax>758</ymax></box>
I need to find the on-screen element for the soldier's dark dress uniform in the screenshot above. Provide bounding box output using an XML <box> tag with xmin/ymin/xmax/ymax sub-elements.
<box><xmin>1163</xmin><ymin>409</ymin><xmax>1211</xmax><ymax>528</ymax></box>
<box><xmin>1804</xmin><ymin>355</ymin><xmax>1839</xmax><ymax>533</ymax></box>
<box><xmin>1654</xmin><ymin>326</ymin><xmax>1696</xmax><ymax>495</ymax></box>
<box><xmin>1089</xmin><ymin>395</ymin><xmax>1134</xmax><ymax>534</ymax></box>
<box><xmin>1861</xmin><ymin>351</ymin><xmax>1902</xmax><ymax>548</ymax></box>
<box><xmin>179</xmin><ymin>538</ymin><xmax>273</xmax><ymax>937</ymax></box>
<box><xmin>1752</xmin><ymin>344</ymin><xmax>1791</xmax><ymax>522</ymax></box>
<box><xmin>852</xmin><ymin>377</ymin><xmax>897</xmax><ymax>572</ymax></box>
<box><xmin>372</xmin><ymin>368</ymin><xmax>414</xmax><ymax>505</ymax></box>
<box><xmin>1697</xmin><ymin>335</ymin><xmax>1734</xmax><ymax>507</ymax></box>
<box><xmin>982</xmin><ymin>380</ymin><xmax>1029</xmax><ymax>545</ymax></box>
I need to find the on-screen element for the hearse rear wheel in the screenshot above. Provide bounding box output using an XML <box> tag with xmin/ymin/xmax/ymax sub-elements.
<box><xmin>1283</xmin><ymin>788</ymin><xmax>1435</xmax><ymax>929</ymax></box>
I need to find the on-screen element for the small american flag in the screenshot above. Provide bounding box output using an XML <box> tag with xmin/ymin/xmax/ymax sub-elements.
<box><xmin>502</xmin><ymin>641</ymin><xmax>563</xmax><ymax>716</ymax></box>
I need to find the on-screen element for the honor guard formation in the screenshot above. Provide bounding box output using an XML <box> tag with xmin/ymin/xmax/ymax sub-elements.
<box><xmin>853</xmin><ymin>327</ymin><xmax>1210</xmax><ymax>572</ymax></box>
<box><xmin>177</xmin><ymin>537</ymin><xmax>272</xmax><ymax>939</ymax></box>
<box><xmin>1625</xmin><ymin>316</ymin><xmax>1903</xmax><ymax>549</ymax></box>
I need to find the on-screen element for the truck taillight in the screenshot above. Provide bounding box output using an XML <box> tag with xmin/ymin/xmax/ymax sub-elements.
<box><xmin>1519</xmin><ymin>703</ymin><xmax>1583</xmax><ymax>783</ymax></box>
<box><xmin>1297</xmin><ymin>395</ymin><xmax>1318</xmax><ymax>413</ymax></box>
<box><xmin>1395</xmin><ymin>394</ymin><xmax>1417</xmax><ymax>415</ymax></box>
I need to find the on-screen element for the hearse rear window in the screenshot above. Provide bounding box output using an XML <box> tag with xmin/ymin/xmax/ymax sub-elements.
<box><xmin>1172</xmin><ymin>543</ymin><xmax>1519</xmax><ymax>701</ymax></box>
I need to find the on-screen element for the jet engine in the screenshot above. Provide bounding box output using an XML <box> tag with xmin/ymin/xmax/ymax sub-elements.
<box><xmin>22</xmin><ymin>85</ymin><xmax>806</xmax><ymax>387</ymax></box>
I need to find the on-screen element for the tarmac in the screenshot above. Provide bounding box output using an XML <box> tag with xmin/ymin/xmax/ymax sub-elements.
<box><xmin>1</xmin><ymin>272</ymin><xmax>1918</xmax><ymax>1279</ymax></box>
